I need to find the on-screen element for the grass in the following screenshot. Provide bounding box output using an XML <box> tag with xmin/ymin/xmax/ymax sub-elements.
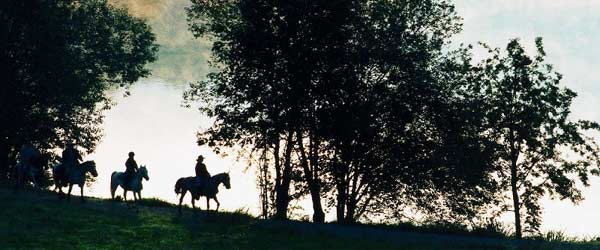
<box><xmin>1</xmin><ymin>187</ymin><xmax>600</xmax><ymax>250</ymax></box>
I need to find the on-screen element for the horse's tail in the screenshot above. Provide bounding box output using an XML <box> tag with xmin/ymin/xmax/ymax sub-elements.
<box><xmin>110</xmin><ymin>171</ymin><xmax>118</xmax><ymax>199</ymax></box>
<box><xmin>110</xmin><ymin>171</ymin><xmax>118</xmax><ymax>187</ymax></box>
<box><xmin>175</xmin><ymin>178</ymin><xmax>184</xmax><ymax>195</ymax></box>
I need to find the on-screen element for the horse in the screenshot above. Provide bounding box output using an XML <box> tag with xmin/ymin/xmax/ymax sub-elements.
<box><xmin>52</xmin><ymin>160</ymin><xmax>98</xmax><ymax>201</ymax></box>
<box><xmin>15</xmin><ymin>159</ymin><xmax>45</xmax><ymax>190</ymax></box>
<box><xmin>15</xmin><ymin>150</ymin><xmax>47</xmax><ymax>189</ymax></box>
<box><xmin>110</xmin><ymin>165</ymin><xmax>149</xmax><ymax>202</ymax></box>
<box><xmin>174</xmin><ymin>172</ymin><xmax>231</xmax><ymax>214</ymax></box>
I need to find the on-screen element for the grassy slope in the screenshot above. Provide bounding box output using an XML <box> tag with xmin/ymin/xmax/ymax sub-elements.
<box><xmin>1</xmin><ymin>188</ymin><xmax>598</xmax><ymax>250</ymax></box>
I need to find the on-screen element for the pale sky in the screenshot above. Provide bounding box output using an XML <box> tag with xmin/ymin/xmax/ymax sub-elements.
<box><xmin>86</xmin><ymin>0</ymin><xmax>600</xmax><ymax>236</ymax></box>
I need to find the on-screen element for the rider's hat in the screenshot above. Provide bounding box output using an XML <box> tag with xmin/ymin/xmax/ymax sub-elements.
<box><xmin>197</xmin><ymin>155</ymin><xmax>204</xmax><ymax>161</ymax></box>
<box><xmin>129</xmin><ymin>151</ymin><xmax>135</xmax><ymax>157</ymax></box>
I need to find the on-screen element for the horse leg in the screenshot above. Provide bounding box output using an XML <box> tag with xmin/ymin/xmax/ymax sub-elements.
<box><xmin>56</xmin><ymin>185</ymin><xmax>64</xmax><ymax>200</ymax></box>
<box><xmin>67</xmin><ymin>184</ymin><xmax>73</xmax><ymax>200</ymax></box>
<box><xmin>191</xmin><ymin>196</ymin><xmax>196</xmax><ymax>210</ymax></box>
<box><xmin>214</xmin><ymin>197</ymin><xmax>220</xmax><ymax>212</ymax></box>
<box><xmin>206</xmin><ymin>197</ymin><xmax>210</xmax><ymax>211</ymax></box>
<box><xmin>123</xmin><ymin>189</ymin><xmax>127</xmax><ymax>201</ymax></box>
<box><xmin>138</xmin><ymin>191</ymin><xmax>142</xmax><ymax>200</ymax></box>
<box><xmin>178</xmin><ymin>190</ymin><xmax>186</xmax><ymax>214</ymax></box>
<box><xmin>80</xmin><ymin>184</ymin><xmax>85</xmax><ymax>202</ymax></box>
<box><xmin>110</xmin><ymin>181</ymin><xmax>117</xmax><ymax>200</ymax></box>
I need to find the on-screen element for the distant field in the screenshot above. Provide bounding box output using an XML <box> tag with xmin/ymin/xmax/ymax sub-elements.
<box><xmin>1</xmin><ymin>187</ymin><xmax>598</xmax><ymax>250</ymax></box>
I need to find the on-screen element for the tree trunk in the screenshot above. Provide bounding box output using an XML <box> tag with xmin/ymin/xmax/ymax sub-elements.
<box><xmin>336</xmin><ymin>179</ymin><xmax>346</xmax><ymax>223</ymax></box>
<box><xmin>258</xmin><ymin>148</ymin><xmax>270</xmax><ymax>219</ymax></box>
<box><xmin>274</xmin><ymin>131</ymin><xmax>294</xmax><ymax>220</ymax></box>
<box><xmin>510</xmin><ymin>142</ymin><xmax>522</xmax><ymax>239</ymax></box>
<box><xmin>296</xmin><ymin>131</ymin><xmax>325</xmax><ymax>223</ymax></box>
<box><xmin>344</xmin><ymin>196</ymin><xmax>357</xmax><ymax>224</ymax></box>
<box><xmin>335</xmin><ymin>161</ymin><xmax>347</xmax><ymax>223</ymax></box>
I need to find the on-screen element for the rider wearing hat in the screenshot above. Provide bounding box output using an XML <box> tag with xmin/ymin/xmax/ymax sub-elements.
<box><xmin>123</xmin><ymin>151</ymin><xmax>138</xmax><ymax>187</ymax></box>
<box><xmin>195</xmin><ymin>155</ymin><xmax>210</xmax><ymax>191</ymax></box>
<box><xmin>62</xmin><ymin>141</ymin><xmax>82</xmax><ymax>171</ymax></box>
<box><xmin>53</xmin><ymin>141</ymin><xmax>82</xmax><ymax>182</ymax></box>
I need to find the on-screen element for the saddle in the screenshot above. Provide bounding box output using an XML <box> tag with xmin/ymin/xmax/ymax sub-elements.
<box><xmin>119</xmin><ymin>174</ymin><xmax>133</xmax><ymax>189</ymax></box>
<box><xmin>192</xmin><ymin>177</ymin><xmax>208</xmax><ymax>199</ymax></box>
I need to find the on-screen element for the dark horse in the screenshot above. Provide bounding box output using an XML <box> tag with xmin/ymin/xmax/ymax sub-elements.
<box><xmin>174</xmin><ymin>173</ymin><xmax>231</xmax><ymax>214</ymax></box>
<box><xmin>15</xmin><ymin>154</ymin><xmax>47</xmax><ymax>189</ymax></box>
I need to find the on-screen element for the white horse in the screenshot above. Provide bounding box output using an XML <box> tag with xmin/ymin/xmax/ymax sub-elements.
<box><xmin>110</xmin><ymin>165</ymin><xmax>149</xmax><ymax>201</ymax></box>
<box><xmin>52</xmin><ymin>161</ymin><xmax>98</xmax><ymax>201</ymax></box>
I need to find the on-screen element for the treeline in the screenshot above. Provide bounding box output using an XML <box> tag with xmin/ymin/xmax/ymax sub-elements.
<box><xmin>0</xmin><ymin>1</ymin><xmax>157</xmax><ymax>182</ymax></box>
<box><xmin>185</xmin><ymin>0</ymin><xmax>600</xmax><ymax>239</ymax></box>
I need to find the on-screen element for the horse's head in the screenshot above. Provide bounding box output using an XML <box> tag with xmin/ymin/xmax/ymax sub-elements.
<box><xmin>82</xmin><ymin>161</ymin><xmax>98</xmax><ymax>177</ymax></box>
<box><xmin>139</xmin><ymin>165</ymin><xmax>149</xmax><ymax>181</ymax></box>
<box><xmin>222</xmin><ymin>173</ymin><xmax>231</xmax><ymax>189</ymax></box>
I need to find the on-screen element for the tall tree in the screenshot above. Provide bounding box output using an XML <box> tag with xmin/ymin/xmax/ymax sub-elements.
<box><xmin>311</xmin><ymin>0</ymin><xmax>482</xmax><ymax>223</ymax></box>
<box><xmin>186</xmin><ymin>0</ymin><xmax>500</xmax><ymax>224</ymax></box>
<box><xmin>474</xmin><ymin>38</ymin><xmax>600</xmax><ymax>238</ymax></box>
<box><xmin>187</xmin><ymin>0</ymin><xmax>298</xmax><ymax>220</ymax></box>
<box><xmin>0</xmin><ymin>0</ymin><xmax>158</xmax><ymax>179</ymax></box>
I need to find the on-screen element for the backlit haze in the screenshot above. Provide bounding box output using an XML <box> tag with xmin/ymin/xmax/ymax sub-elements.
<box><xmin>85</xmin><ymin>0</ymin><xmax>600</xmax><ymax>236</ymax></box>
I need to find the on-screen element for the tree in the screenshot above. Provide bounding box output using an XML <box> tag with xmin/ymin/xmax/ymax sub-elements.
<box><xmin>186</xmin><ymin>0</ymin><xmax>499</xmax><ymax>224</ymax></box>
<box><xmin>473</xmin><ymin>38</ymin><xmax>600</xmax><ymax>238</ymax></box>
<box><xmin>187</xmin><ymin>0</ymin><xmax>294</xmax><ymax>220</ymax></box>
<box><xmin>0</xmin><ymin>0</ymin><xmax>158</xmax><ymax>180</ymax></box>
<box><xmin>309</xmin><ymin>0</ymin><xmax>494</xmax><ymax>224</ymax></box>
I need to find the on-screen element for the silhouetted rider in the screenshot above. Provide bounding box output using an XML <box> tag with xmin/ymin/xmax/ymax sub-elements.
<box><xmin>62</xmin><ymin>142</ymin><xmax>82</xmax><ymax>171</ymax></box>
<box><xmin>123</xmin><ymin>151</ymin><xmax>138</xmax><ymax>187</ymax></box>
<box><xmin>53</xmin><ymin>141</ymin><xmax>82</xmax><ymax>182</ymax></box>
<box><xmin>195</xmin><ymin>155</ymin><xmax>210</xmax><ymax>191</ymax></box>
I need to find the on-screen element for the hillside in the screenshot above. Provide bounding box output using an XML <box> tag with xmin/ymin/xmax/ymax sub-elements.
<box><xmin>1</xmin><ymin>187</ymin><xmax>598</xmax><ymax>250</ymax></box>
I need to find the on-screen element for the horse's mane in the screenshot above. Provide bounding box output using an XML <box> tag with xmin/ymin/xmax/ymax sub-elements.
<box><xmin>212</xmin><ymin>172</ymin><xmax>229</xmax><ymax>179</ymax></box>
<box><xmin>81</xmin><ymin>160</ymin><xmax>95</xmax><ymax>165</ymax></box>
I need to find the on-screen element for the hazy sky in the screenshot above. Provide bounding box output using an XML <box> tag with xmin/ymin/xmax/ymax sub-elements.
<box><xmin>90</xmin><ymin>0</ymin><xmax>600</xmax><ymax>236</ymax></box>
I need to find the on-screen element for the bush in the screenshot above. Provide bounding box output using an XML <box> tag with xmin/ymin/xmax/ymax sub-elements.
<box><xmin>470</xmin><ymin>219</ymin><xmax>510</xmax><ymax>238</ymax></box>
<box><xmin>531</xmin><ymin>230</ymin><xmax>577</xmax><ymax>242</ymax></box>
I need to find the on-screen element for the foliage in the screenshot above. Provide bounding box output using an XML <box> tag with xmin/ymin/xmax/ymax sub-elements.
<box><xmin>0</xmin><ymin>0</ymin><xmax>158</xmax><ymax>179</ymax></box>
<box><xmin>468</xmin><ymin>38</ymin><xmax>600</xmax><ymax>238</ymax></box>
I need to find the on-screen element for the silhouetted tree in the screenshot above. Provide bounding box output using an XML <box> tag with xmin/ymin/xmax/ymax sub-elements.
<box><xmin>186</xmin><ymin>0</ymin><xmax>296</xmax><ymax>220</ymax></box>
<box><xmin>0</xmin><ymin>0</ymin><xmax>158</xmax><ymax>179</ymax></box>
<box><xmin>399</xmin><ymin>46</ymin><xmax>502</xmax><ymax>224</ymax></box>
<box><xmin>186</xmin><ymin>0</ymin><xmax>500</xmax><ymax>224</ymax></box>
<box><xmin>308</xmin><ymin>0</ymin><xmax>495</xmax><ymax>224</ymax></box>
<box><xmin>471</xmin><ymin>38</ymin><xmax>600</xmax><ymax>238</ymax></box>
